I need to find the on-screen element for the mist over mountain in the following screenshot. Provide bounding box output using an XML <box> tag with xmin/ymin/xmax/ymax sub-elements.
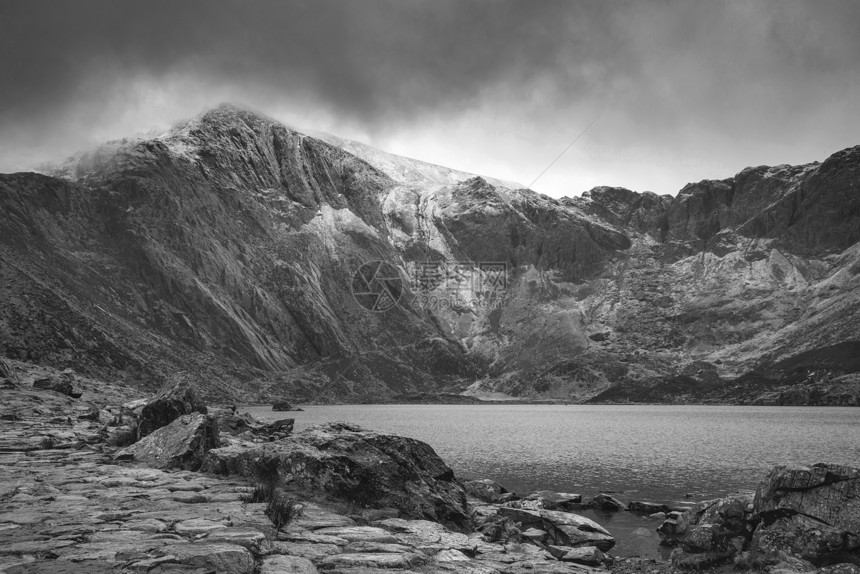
<box><xmin>1</xmin><ymin>104</ymin><xmax>859</xmax><ymax>404</ymax></box>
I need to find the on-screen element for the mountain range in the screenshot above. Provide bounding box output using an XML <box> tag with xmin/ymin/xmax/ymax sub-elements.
<box><xmin>1</xmin><ymin>104</ymin><xmax>858</xmax><ymax>404</ymax></box>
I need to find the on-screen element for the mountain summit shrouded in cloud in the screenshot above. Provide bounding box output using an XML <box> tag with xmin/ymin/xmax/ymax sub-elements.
<box><xmin>1</xmin><ymin>103</ymin><xmax>859</xmax><ymax>404</ymax></box>
<box><xmin>2</xmin><ymin>0</ymin><xmax>860</xmax><ymax>197</ymax></box>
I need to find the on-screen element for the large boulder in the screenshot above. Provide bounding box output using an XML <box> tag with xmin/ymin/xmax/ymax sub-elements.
<box><xmin>116</xmin><ymin>413</ymin><xmax>220</xmax><ymax>470</ymax></box>
<box><xmin>659</xmin><ymin>494</ymin><xmax>754</xmax><ymax>568</ymax></box>
<box><xmin>628</xmin><ymin>501</ymin><xmax>671</xmax><ymax>514</ymax></box>
<box><xmin>202</xmin><ymin>422</ymin><xmax>471</xmax><ymax>530</ymax></box>
<box><xmin>137</xmin><ymin>376</ymin><xmax>208</xmax><ymax>439</ymax></box>
<box><xmin>521</xmin><ymin>490</ymin><xmax>581</xmax><ymax>511</ymax></box>
<box><xmin>751</xmin><ymin>463</ymin><xmax>860</xmax><ymax>566</ymax></box>
<box><xmin>272</xmin><ymin>400</ymin><xmax>297</xmax><ymax>411</ymax></box>
<box><xmin>591</xmin><ymin>492</ymin><xmax>626</xmax><ymax>511</ymax></box>
<box><xmin>32</xmin><ymin>370</ymin><xmax>80</xmax><ymax>398</ymax></box>
<box><xmin>539</xmin><ymin>509</ymin><xmax>615</xmax><ymax>551</ymax></box>
<box><xmin>495</xmin><ymin>507</ymin><xmax>615</xmax><ymax>551</ymax></box>
<box><xmin>463</xmin><ymin>478</ymin><xmax>508</xmax><ymax>503</ymax></box>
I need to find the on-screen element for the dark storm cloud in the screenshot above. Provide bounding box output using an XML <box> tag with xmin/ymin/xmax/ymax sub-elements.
<box><xmin>0</xmin><ymin>0</ymin><xmax>615</xmax><ymax>123</ymax></box>
<box><xmin>1</xmin><ymin>0</ymin><xmax>859</xmax><ymax>194</ymax></box>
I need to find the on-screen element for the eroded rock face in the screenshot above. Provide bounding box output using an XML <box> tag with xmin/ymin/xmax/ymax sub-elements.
<box><xmin>751</xmin><ymin>463</ymin><xmax>860</xmax><ymax>565</ymax></box>
<box><xmin>660</xmin><ymin>463</ymin><xmax>860</xmax><ymax>569</ymax></box>
<box><xmin>137</xmin><ymin>376</ymin><xmax>208</xmax><ymax>439</ymax></box>
<box><xmin>657</xmin><ymin>494</ymin><xmax>755</xmax><ymax>568</ymax></box>
<box><xmin>116</xmin><ymin>412</ymin><xmax>220</xmax><ymax>470</ymax></box>
<box><xmin>202</xmin><ymin>422</ymin><xmax>471</xmax><ymax>531</ymax></box>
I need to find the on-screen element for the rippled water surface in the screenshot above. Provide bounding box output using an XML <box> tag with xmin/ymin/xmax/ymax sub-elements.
<box><xmin>242</xmin><ymin>404</ymin><xmax>860</xmax><ymax>556</ymax></box>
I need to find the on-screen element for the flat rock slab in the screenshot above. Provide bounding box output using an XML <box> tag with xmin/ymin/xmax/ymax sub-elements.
<box><xmin>174</xmin><ymin>518</ymin><xmax>229</xmax><ymax>535</ymax></box>
<box><xmin>373</xmin><ymin>518</ymin><xmax>478</xmax><ymax>553</ymax></box>
<box><xmin>314</xmin><ymin>526</ymin><xmax>402</xmax><ymax>544</ymax></box>
<box><xmin>126</xmin><ymin>518</ymin><xmax>168</xmax><ymax>532</ymax></box>
<box><xmin>260</xmin><ymin>554</ymin><xmax>319</xmax><ymax>574</ymax></box>
<box><xmin>295</xmin><ymin>512</ymin><xmax>358</xmax><ymax>531</ymax></box>
<box><xmin>280</xmin><ymin>531</ymin><xmax>349</xmax><ymax>545</ymax></box>
<box><xmin>557</xmin><ymin>545</ymin><xmax>605</xmax><ymax>566</ymax></box>
<box><xmin>205</xmin><ymin>527</ymin><xmax>269</xmax><ymax>553</ymax></box>
<box><xmin>162</xmin><ymin>542</ymin><xmax>255</xmax><ymax>574</ymax></box>
<box><xmin>319</xmin><ymin>552</ymin><xmax>425</xmax><ymax>570</ymax></box>
<box><xmin>271</xmin><ymin>541</ymin><xmax>343</xmax><ymax>560</ymax></box>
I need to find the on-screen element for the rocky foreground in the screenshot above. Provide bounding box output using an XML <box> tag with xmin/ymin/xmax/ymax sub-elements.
<box><xmin>1</xmin><ymin>359</ymin><xmax>859</xmax><ymax>574</ymax></box>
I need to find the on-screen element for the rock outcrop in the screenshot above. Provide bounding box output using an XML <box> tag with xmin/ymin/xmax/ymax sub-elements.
<box><xmin>751</xmin><ymin>464</ymin><xmax>860</xmax><ymax>567</ymax></box>
<box><xmin>0</xmin><ymin>375</ymin><xmax>619</xmax><ymax>574</ymax></box>
<box><xmin>116</xmin><ymin>412</ymin><xmax>220</xmax><ymax>470</ymax></box>
<box><xmin>659</xmin><ymin>463</ymin><xmax>860</xmax><ymax>570</ymax></box>
<box><xmin>492</xmin><ymin>507</ymin><xmax>616</xmax><ymax>551</ymax></box>
<box><xmin>202</xmin><ymin>422</ymin><xmax>472</xmax><ymax>531</ymax></box>
<box><xmin>137</xmin><ymin>376</ymin><xmax>208</xmax><ymax>438</ymax></box>
<box><xmin>31</xmin><ymin>371</ymin><xmax>80</xmax><ymax>397</ymax></box>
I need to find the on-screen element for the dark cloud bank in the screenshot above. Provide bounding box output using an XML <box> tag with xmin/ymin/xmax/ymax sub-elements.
<box><xmin>1</xmin><ymin>0</ymin><xmax>859</xmax><ymax>195</ymax></box>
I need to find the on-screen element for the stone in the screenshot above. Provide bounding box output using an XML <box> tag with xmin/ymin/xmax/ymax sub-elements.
<box><xmin>173</xmin><ymin>518</ymin><xmax>229</xmax><ymax>535</ymax></box>
<box><xmin>522</xmin><ymin>490</ymin><xmax>582</xmax><ymax>511</ymax></box>
<box><xmin>32</xmin><ymin>374</ymin><xmax>79</xmax><ymax>398</ymax></box>
<box><xmin>663</xmin><ymin>494</ymin><xmax>754</xmax><ymax>568</ymax></box>
<box><xmin>202</xmin><ymin>422</ymin><xmax>471</xmax><ymax>530</ymax></box>
<box><xmin>293</xmin><ymin>509</ymin><xmax>357</xmax><ymax>531</ymax></box>
<box><xmin>279</xmin><ymin>531</ymin><xmax>349</xmax><ymax>545</ymax></box>
<box><xmin>259</xmin><ymin>554</ymin><xmax>318</xmax><ymax>574</ymax></box>
<box><xmin>272</xmin><ymin>400</ymin><xmax>296</xmax><ymax>411</ymax></box>
<box><xmin>495</xmin><ymin>507</ymin><xmax>615</xmax><ymax>551</ymax></box>
<box><xmin>628</xmin><ymin>501</ymin><xmax>671</xmax><ymax>514</ymax></box>
<box><xmin>270</xmin><ymin>541</ymin><xmax>342</xmax><ymax>559</ymax></box>
<box><xmin>343</xmin><ymin>541</ymin><xmax>414</xmax><ymax>554</ymax></box>
<box><xmin>213</xmin><ymin>411</ymin><xmax>255</xmax><ymax>436</ymax></box>
<box><xmin>538</xmin><ymin>509</ymin><xmax>615</xmax><ymax>551</ymax></box>
<box><xmin>496</xmin><ymin>507</ymin><xmax>544</xmax><ymax>531</ymax></box>
<box><xmin>205</xmin><ymin>528</ymin><xmax>270</xmax><ymax>554</ymax></box>
<box><xmin>435</xmin><ymin>548</ymin><xmax>472</xmax><ymax>562</ymax></box>
<box><xmin>748</xmin><ymin>463</ymin><xmax>860</xmax><ymax>566</ymax></box>
<box><xmin>260</xmin><ymin>418</ymin><xmax>295</xmax><ymax>437</ymax></box>
<box><xmin>126</xmin><ymin>518</ymin><xmax>168</xmax><ymax>532</ymax></box>
<box><xmin>750</xmin><ymin>513</ymin><xmax>858</xmax><ymax>566</ymax></box>
<box><xmin>522</xmin><ymin>527</ymin><xmax>548</xmax><ymax>543</ymax></box>
<box><xmin>754</xmin><ymin>463</ymin><xmax>860</xmax><ymax>534</ymax></box>
<box><xmin>591</xmin><ymin>493</ymin><xmax>626</xmax><ymax>511</ymax></box>
<box><xmin>559</xmin><ymin>545</ymin><xmax>605</xmax><ymax>566</ymax></box>
<box><xmin>163</xmin><ymin>542</ymin><xmax>255</xmax><ymax>574</ymax></box>
<box><xmin>374</xmin><ymin>518</ymin><xmax>479</xmax><ymax>554</ymax></box>
<box><xmin>116</xmin><ymin>413</ymin><xmax>219</xmax><ymax>470</ymax></box>
<box><xmin>319</xmin><ymin>552</ymin><xmax>425</xmax><ymax>570</ymax></box>
<box><xmin>137</xmin><ymin>376</ymin><xmax>208</xmax><ymax>439</ymax></box>
<box><xmin>463</xmin><ymin>478</ymin><xmax>508</xmax><ymax>503</ymax></box>
<box><xmin>313</xmin><ymin>526</ymin><xmax>402</xmax><ymax>543</ymax></box>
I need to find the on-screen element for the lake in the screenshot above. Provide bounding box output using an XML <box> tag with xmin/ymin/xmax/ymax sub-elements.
<box><xmin>241</xmin><ymin>404</ymin><xmax>860</xmax><ymax>557</ymax></box>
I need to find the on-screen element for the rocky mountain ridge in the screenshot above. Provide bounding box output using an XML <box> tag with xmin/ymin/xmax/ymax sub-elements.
<box><xmin>1</xmin><ymin>103</ymin><xmax>858</xmax><ymax>403</ymax></box>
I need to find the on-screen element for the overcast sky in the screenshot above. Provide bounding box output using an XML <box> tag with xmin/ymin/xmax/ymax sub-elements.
<box><xmin>1</xmin><ymin>0</ymin><xmax>858</xmax><ymax>197</ymax></box>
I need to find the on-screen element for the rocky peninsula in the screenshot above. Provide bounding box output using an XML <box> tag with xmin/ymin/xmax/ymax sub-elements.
<box><xmin>1</xmin><ymin>358</ymin><xmax>859</xmax><ymax>574</ymax></box>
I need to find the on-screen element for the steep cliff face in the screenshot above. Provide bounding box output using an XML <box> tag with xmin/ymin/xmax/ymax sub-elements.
<box><xmin>1</xmin><ymin>104</ymin><xmax>858</xmax><ymax>403</ymax></box>
<box><xmin>0</xmin><ymin>106</ymin><xmax>478</xmax><ymax>401</ymax></box>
